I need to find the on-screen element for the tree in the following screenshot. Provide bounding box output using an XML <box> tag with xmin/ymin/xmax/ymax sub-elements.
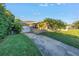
<box><xmin>0</xmin><ymin>3</ymin><xmax>14</xmax><ymax>39</ymax></box>
<box><xmin>0</xmin><ymin>3</ymin><xmax>22</xmax><ymax>39</ymax></box>
<box><xmin>12</xmin><ymin>19</ymin><xmax>22</xmax><ymax>34</ymax></box>
<box><xmin>73</xmin><ymin>20</ymin><xmax>79</xmax><ymax>29</ymax></box>
<box><xmin>0</xmin><ymin>4</ymin><xmax>5</xmax><ymax>12</ymax></box>
<box><xmin>43</xmin><ymin>18</ymin><xmax>66</xmax><ymax>30</ymax></box>
<box><xmin>56</xmin><ymin>20</ymin><xmax>67</xmax><ymax>29</ymax></box>
<box><xmin>43</xmin><ymin>18</ymin><xmax>57</xmax><ymax>30</ymax></box>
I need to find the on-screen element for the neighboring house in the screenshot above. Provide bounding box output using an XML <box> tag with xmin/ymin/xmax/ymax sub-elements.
<box><xmin>22</xmin><ymin>26</ymin><xmax>31</xmax><ymax>33</ymax></box>
<box><xmin>22</xmin><ymin>21</ymin><xmax>37</xmax><ymax>26</ymax></box>
<box><xmin>21</xmin><ymin>21</ymin><xmax>37</xmax><ymax>33</ymax></box>
<box><xmin>65</xmin><ymin>25</ymin><xmax>75</xmax><ymax>31</ymax></box>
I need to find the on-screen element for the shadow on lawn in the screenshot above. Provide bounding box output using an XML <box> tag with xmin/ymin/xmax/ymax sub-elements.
<box><xmin>40</xmin><ymin>32</ymin><xmax>79</xmax><ymax>48</ymax></box>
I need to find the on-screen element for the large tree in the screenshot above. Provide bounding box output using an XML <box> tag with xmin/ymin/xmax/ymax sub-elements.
<box><xmin>0</xmin><ymin>4</ymin><xmax>14</xmax><ymax>39</ymax></box>
<box><xmin>0</xmin><ymin>4</ymin><xmax>22</xmax><ymax>39</ymax></box>
<box><xmin>43</xmin><ymin>18</ymin><xmax>66</xmax><ymax>30</ymax></box>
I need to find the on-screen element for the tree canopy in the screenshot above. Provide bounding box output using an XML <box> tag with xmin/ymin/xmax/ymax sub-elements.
<box><xmin>39</xmin><ymin>18</ymin><xmax>66</xmax><ymax>30</ymax></box>
<box><xmin>0</xmin><ymin>3</ymin><xmax>22</xmax><ymax>39</ymax></box>
<box><xmin>36</xmin><ymin>18</ymin><xmax>67</xmax><ymax>31</ymax></box>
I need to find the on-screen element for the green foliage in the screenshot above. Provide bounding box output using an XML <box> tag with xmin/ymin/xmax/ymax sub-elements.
<box><xmin>0</xmin><ymin>4</ymin><xmax>5</xmax><ymax>12</ymax></box>
<box><xmin>0</xmin><ymin>17</ymin><xmax>9</xmax><ymax>39</ymax></box>
<box><xmin>56</xmin><ymin>20</ymin><xmax>67</xmax><ymax>29</ymax></box>
<box><xmin>43</xmin><ymin>18</ymin><xmax>66</xmax><ymax>30</ymax></box>
<box><xmin>0</xmin><ymin>34</ymin><xmax>41</xmax><ymax>56</ymax></box>
<box><xmin>0</xmin><ymin>3</ymin><xmax>15</xmax><ymax>39</ymax></box>
<box><xmin>12</xmin><ymin>19</ymin><xmax>22</xmax><ymax>34</ymax></box>
<box><xmin>73</xmin><ymin>21</ymin><xmax>79</xmax><ymax>29</ymax></box>
<box><xmin>0</xmin><ymin>3</ymin><xmax>22</xmax><ymax>39</ymax></box>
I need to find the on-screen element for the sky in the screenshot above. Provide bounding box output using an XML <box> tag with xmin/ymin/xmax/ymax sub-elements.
<box><xmin>5</xmin><ymin>3</ymin><xmax>79</xmax><ymax>24</ymax></box>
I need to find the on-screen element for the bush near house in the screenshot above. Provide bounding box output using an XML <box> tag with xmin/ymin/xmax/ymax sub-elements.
<box><xmin>12</xmin><ymin>19</ymin><xmax>22</xmax><ymax>34</ymax></box>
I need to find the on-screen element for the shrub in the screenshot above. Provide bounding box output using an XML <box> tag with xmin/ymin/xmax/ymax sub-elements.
<box><xmin>0</xmin><ymin>4</ymin><xmax>23</xmax><ymax>39</ymax></box>
<box><xmin>12</xmin><ymin>19</ymin><xmax>22</xmax><ymax>34</ymax></box>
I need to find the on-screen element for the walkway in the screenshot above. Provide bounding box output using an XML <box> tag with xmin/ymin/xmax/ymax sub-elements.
<box><xmin>25</xmin><ymin>33</ymin><xmax>79</xmax><ymax>56</ymax></box>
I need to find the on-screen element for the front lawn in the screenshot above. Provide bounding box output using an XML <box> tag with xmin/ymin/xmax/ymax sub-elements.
<box><xmin>61</xmin><ymin>29</ymin><xmax>79</xmax><ymax>37</ymax></box>
<box><xmin>0</xmin><ymin>34</ymin><xmax>41</xmax><ymax>56</ymax></box>
<box><xmin>40</xmin><ymin>30</ymin><xmax>79</xmax><ymax>48</ymax></box>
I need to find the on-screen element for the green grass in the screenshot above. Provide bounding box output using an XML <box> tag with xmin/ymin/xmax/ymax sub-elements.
<box><xmin>0</xmin><ymin>34</ymin><xmax>41</xmax><ymax>56</ymax></box>
<box><xmin>61</xmin><ymin>29</ymin><xmax>79</xmax><ymax>37</ymax></box>
<box><xmin>40</xmin><ymin>30</ymin><xmax>79</xmax><ymax>48</ymax></box>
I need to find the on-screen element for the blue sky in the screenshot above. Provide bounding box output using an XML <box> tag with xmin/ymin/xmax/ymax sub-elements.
<box><xmin>5</xmin><ymin>3</ymin><xmax>79</xmax><ymax>24</ymax></box>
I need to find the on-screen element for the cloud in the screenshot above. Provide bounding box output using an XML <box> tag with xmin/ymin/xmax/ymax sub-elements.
<box><xmin>39</xmin><ymin>3</ymin><xmax>64</xmax><ymax>7</ymax></box>
<box><xmin>39</xmin><ymin>3</ymin><xmax>49</xmax><ymax>7</ymax></box>
<box><xmin>33</xmin><ymin>12</ymin><xmax>40</xmax><ymax>16</ymax></box>
<box><xmin>56</xmin><ymin>3</ymin><xmax>64</xmax><ymax>5</ymax></box>
<box><xmin>57</xmin><ymin>3</ymin><xmax>61</xmax><ymax>5</ymax></box>
<box><xmin>50</xmin><ymin>4</ymin><xmax>55</xmax><ymax>6</ymax></box>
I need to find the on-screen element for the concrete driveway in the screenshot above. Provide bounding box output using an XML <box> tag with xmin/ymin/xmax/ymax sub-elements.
<box><xmin>25</xmin><ymin>33</ymin><xmax>79</xmax><ymax>56</ymax></box>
